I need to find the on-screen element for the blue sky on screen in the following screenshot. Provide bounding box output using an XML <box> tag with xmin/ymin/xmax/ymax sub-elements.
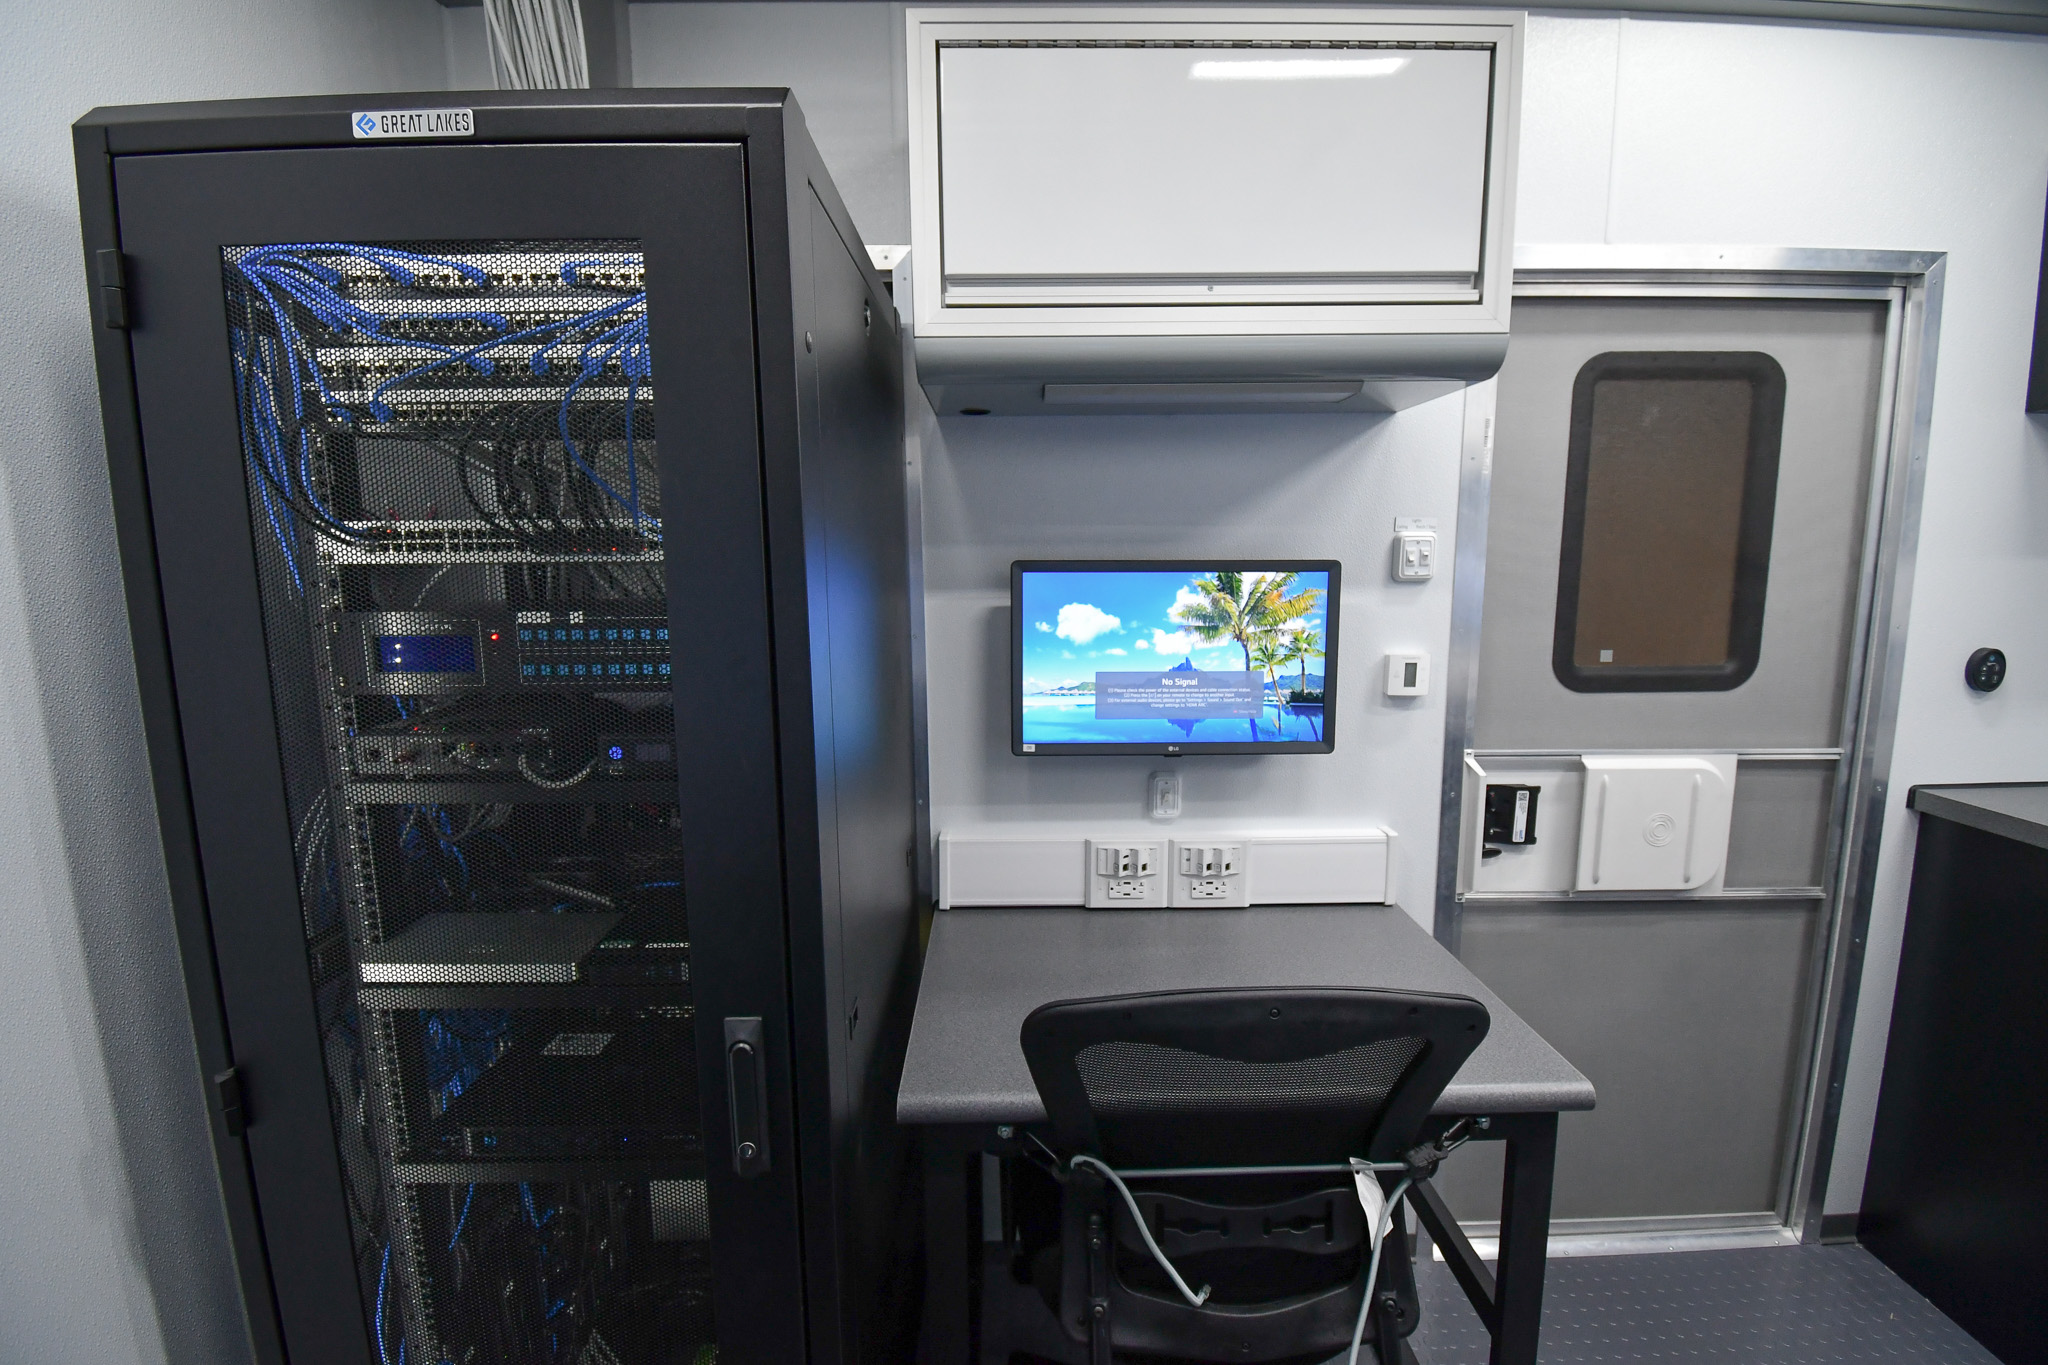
<box><xmin>1018</xmin><ymin>568</ymin><xmax>1328</xmax><ymax>694</ymax></box>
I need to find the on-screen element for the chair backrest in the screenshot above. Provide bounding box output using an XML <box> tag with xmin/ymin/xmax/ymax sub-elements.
<box><xmin>1021</xmin><ymin>987</ymin><xmax>1489</xmax><ymax>1167</ymax></box>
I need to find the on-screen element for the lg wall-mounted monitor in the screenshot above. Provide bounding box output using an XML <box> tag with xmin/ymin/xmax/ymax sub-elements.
<box><xmin>1012</xmin><ymin>560</ymin><xmax>1340</xmax><ymax>756</ymax></box>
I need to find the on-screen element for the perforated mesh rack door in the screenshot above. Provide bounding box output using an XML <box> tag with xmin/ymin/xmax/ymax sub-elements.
<box><xmin>222</xmin><ymin>239</ymin><xmax>711</xmax><ymax>1365</ymax></box>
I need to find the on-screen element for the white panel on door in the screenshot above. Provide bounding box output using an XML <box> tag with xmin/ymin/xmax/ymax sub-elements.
<box><xmin>935</xmin><ymin>43</ymin><xmax>1492</xmax><ymax>289</ymax></box>
<box><xmin>1575</xmin><ymin>755</ymin><xmax>1737</xmax><ymax>892</ymax></box>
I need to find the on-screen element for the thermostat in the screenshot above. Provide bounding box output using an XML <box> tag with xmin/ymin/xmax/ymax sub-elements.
<box><xmin>1386</xmin><ymin>652</ymin><xmax>1429</xmax><ymax>697</ymax></box>
<box><xmin>1966</xmin><ymin>647</ymin><xmax>2006</xmax><ymax>693</ymax></box>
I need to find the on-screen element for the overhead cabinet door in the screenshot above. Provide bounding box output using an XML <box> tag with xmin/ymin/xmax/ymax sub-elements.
<box><xmin>112</xmin><ymin>142</ymin><xmax>808</xmax><ymax>1365</ymax></box>
<box><xmin>936</xmin><ymin>41</ymin><xmax>1496</xmax><ymax>304</ymax></box>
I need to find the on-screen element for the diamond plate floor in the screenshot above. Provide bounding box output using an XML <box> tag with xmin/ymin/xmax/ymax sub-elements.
<box><xmin>1409</xmin><ymin>1243</ymin><xmax>2001</xmax><ymax>1365</ymax></box>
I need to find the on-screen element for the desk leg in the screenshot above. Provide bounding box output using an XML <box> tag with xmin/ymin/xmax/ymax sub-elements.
<box><xmin>1489</xmin><ymin>1112</ymin><xmax>1558</xmax><ymax>1365</ymax></box>
<box><xmin>920</xmin><ymin>1134</ymin><xmax>973</xmax><ymax>1365</ymax></box>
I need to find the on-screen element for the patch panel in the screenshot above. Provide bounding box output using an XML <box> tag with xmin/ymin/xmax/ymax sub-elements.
<box><xmin>323</xmin><ymin>522</ymin><xmax>662</xmax><ymax>565</ymax></box>
<box><xmin>336</xmin><ymin>608</ymin><xmax>672</xmax><ymax>695</ymax></box>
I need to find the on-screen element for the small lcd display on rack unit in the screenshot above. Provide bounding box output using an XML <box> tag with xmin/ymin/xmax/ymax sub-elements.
<box><xmin>1012</xmin><ymin>560</ymin><xmax>1339</xmax><ymax>756</ymax></box>
<box><xmin>376</xmin><ymin>634</ymin><xmax>479</xmax><ymax>675</ymax></box>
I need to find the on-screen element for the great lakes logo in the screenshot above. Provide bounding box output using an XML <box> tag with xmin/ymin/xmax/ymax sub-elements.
<box><xmin>350</xmin><ymin>108</ymin><xmax>475</xmax><ymax>141</ymax></box>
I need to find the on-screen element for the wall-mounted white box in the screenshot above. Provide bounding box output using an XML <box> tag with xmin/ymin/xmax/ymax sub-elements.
<box><xmin>937</xmin><ymin>832</ymin><xmax>1086</xmax><ymax>907</ymax></box>
<box><xmin>1575</xmin><ymin>755</ymin><xmax>1737</xmax><ymax>892</ymax></box>
<box><xmin>1247</xmin><ymin>833</ymin><xmax>1391</xmax><ymax>905</ymax></box>
<box><xmin>905</xmin><ymin>6</ymin><xmax>1524</xmax><ymax>415</ymax></box>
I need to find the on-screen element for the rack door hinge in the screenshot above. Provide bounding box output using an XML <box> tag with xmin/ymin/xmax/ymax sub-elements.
<box><xmin>96</xmin><ymin>249</ymin><xmax>130</xmax><ymax>330</ymax></box>
<box><xmin>212</xmin><ymin>1067</ymin><xmax>247</xmax><ymax>1138</ymax></box>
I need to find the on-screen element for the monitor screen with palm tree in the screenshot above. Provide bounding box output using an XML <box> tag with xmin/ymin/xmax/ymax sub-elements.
<box><xmin>1012</xmin><ymin>561</ymin><xmax>1340</xmax><ymax>755</ymax></box>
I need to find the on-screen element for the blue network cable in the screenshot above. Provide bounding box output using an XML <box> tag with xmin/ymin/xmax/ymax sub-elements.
<box><xmin>422</xmin><ymin>1009</ymin><xmax>509</xmax><ymax>1111</ymax></box>
<box><xmin>226</xmin><ymin>327</ymin><xmax>305</xmax><ymax>593</ymax></box>
<box><xmin>553</xmin><ymin>301</ymin><xmax>656</xmax><ymax>538</ymax></box>
<box><xmin>399</xmin><ymin>805</ymin><xmax>472</xmax><ymax>899</ymax></box>
<box><xmin>519</xmin><ymin>1181</ymin><xmax>554</xmax><ymax>1228</ymax></box>
<box><xmin>374</xmin><ymin>1244</ymin><xmax>395</xmax><ymax>1365</ymax></box>
<box><xmin>431</xmin><ymin>807</ymin><xmax>471</xmax><ymax>888</ymax></box>
<box><xmin>224</xmin><ymin>244</ymin><xmax>657</xmax><ymax>587</ymax></box>
<box><xmin>447</xmin><ymin>1184</ymin><xmax>475</xmax><ymax>1250</ymax></box>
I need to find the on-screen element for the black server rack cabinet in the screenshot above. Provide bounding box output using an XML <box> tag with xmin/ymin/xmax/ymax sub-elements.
<box><xmin>75</xmin><ymin>92</ymin><xmax>919</xmax><ymax>1365</ymax></box>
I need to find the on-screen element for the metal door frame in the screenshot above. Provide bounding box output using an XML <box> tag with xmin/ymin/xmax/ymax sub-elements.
<box><xmin>1432</xmin><ymin>246</ymin><xmax>1946</xmax><ymax>1243</ymax></box>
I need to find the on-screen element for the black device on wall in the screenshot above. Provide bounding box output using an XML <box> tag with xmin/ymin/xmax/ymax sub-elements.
<box><xmin>1011</xmin><ymin>559</ymin><xmax>1341</xmax><ymax>756</ymax></box>
<box><xmin>76</xmin><ymin>92</ymin><xmax>918</xmax><ymax>1365</ymax></box>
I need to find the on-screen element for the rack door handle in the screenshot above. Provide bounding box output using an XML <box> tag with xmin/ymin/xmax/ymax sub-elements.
<box><xmin>724</xmin><ymin>1017</ymin><xmax>770</xmax><ymax>1177</ymax></box>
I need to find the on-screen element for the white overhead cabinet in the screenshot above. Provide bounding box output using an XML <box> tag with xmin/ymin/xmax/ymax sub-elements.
<box><xmin>906</xmin><ymin>7</ymin><xmax>1524</xmax><ymax>414</ymax></box>
<box><xmin>937</xmin><ymin>44</ymin><xmax>1494</xmax><ymax>303</ymax></box>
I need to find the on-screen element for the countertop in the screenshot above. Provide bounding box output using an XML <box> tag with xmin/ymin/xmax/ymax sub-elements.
<box><xmin>1909</xmin><ymin>783</ymin><xmax>2048</xmax><ymax>852</ymax></box>
<box><xmin>897</xmin><ymin>904</ymin><xmax>1596</xmax><ymax>1127</ymax></box>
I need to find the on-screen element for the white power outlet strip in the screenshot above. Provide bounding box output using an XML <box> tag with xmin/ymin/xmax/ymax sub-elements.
<box><xmin>1084</xmin><ymin>840</ymin><xmax>1165</xmax><ymax>908</ymax></box>
<box><xmin>1169</xmin><ymin>841</ymin><xmax>1248</xmax><ymax>907</ymax></box>
<box><xmin>935</xmin><ymin>828</ymin><xmax>1391</xmax><ymax>908</ymax></box>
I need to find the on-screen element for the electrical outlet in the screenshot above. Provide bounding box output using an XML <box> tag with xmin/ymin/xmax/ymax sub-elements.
<box><xmin>1084</xmin><ymin>840</ymin><xmax>1165</xmax><ymax>908</ymax></box>
<box><xmin>1168</xmin><ymin>841</ymin><xmax>1248</xmax><ymax>908</ymax></box>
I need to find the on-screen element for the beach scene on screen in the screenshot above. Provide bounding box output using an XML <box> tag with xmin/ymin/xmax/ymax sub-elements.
<box><xmin>1018</xmin><ymin>568</ymin><xmax>1330</xmax><ymax>745</ymax></box>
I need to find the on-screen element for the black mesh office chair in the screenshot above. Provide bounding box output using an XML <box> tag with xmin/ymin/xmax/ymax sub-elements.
<box><xmin>1018</xmin><ymin>987</ymin><xmax>1489</xmax><ymax>1365</ymax></box>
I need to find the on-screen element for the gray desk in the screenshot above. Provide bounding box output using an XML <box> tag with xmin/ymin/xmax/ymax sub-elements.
<box><xmin>1907</xmin><ymin>781</ymin><xmax>2048</xmax><ymax>851</ymax></box>
<box><xmin>898</xmin><ymin>905</ymin><xmax>1595</xmax><ymax>1365</ymax></box>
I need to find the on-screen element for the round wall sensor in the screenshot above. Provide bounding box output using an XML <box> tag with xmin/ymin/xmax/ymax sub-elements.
<box><xmin>1965</xmin><ymin>647</ymin><xmax>2007</xmax><ymax>693</ymax></box>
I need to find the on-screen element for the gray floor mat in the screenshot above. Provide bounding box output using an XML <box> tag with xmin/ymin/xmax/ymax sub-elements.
<box><xmin>1409</xmin><ymin>1242</ymin><xmax>2000</xmax><ymax>1365</ymax></box>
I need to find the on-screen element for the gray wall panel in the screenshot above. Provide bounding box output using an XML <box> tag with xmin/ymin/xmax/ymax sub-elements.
<box><xmin>629</xmin><ymin>2</ymin><xmax>910</xmax><ymax>243</ymax></box>
<box><xmin>1726</xmin><ymin>759</ymin><xmax>1835</xmax><ymax>888</ymax></box>
<box><xmin>1434</xmin><ymin>900</ymin><xmax>1820</xmax><ymax>1222</ymax></box>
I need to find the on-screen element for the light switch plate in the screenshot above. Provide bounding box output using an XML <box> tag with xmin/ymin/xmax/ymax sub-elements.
<box><xmin>1392</xmin><ymin>518</ymin><xmax>1437</xmax><ymax>582</ymax></box>
<box><xmin>1148</xmin><ymin>770</ymin><xmax>1182</xmax><ymax>820</ymax></box>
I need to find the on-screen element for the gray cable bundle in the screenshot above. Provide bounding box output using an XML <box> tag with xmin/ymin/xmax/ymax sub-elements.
<box><xmin>484</xmin><ymin>0</ymin><xmax>590</xmax><ymax>90</ymax></box>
